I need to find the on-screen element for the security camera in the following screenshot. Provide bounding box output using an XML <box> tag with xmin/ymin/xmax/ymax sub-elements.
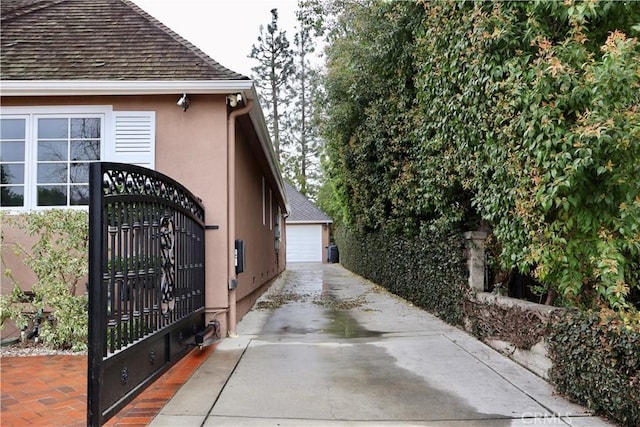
<box><xmin>177</xmin><ymin>93</ymin><xmax>189</xmax><ymax>111</ymax></box>
<box><xmin>227</xmin><ymin>93</ymin><xmax>243</xmax><ymax>108</ymax></box>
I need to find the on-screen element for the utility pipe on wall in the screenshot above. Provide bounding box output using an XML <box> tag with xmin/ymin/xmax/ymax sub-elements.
<box><xmin>226</xmin><ymin>98</ymin><xmax>253</xmax><ymax>337</ymax></box>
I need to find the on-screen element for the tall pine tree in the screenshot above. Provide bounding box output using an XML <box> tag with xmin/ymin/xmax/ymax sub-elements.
<box><xmin>249</xmin><ymin>9</ymin><xmax>293</xmax><ymax>161</ymax></box>
<box><xmin>280</xmin><ymin>2</ymin><xmax>325</xmax><ymax>197</ymax></box>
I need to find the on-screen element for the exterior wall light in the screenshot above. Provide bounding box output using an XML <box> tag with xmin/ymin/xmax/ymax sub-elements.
<box><xmin>177</xmin><ymin>93</ymin><xmax>189</xmax><ymax>111</ymax></box>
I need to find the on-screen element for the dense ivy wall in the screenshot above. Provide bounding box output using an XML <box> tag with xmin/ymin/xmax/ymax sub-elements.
<box><xmin>547</xmin><ymin>310</ymin><xmax>640</xmax><ymax>427</ymax></box>
<box><xmin>335</xmin><ymin>227</ymin><xmax>468</xmax><ymax>326</ymax></box>
<box><xmin>323</xmin><ymin>0</ymin><xmax>640</xmax><ymax>311</ymax></box>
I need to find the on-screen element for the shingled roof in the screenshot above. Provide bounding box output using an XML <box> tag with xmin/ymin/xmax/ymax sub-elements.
<box><xmin>0</xmin><ymin>0</ymin><xmax>247</xmax><ymax>80</ymax></box>
<box><xmin>284</xmin><ymin>181</ymin><xmax>332</xmax><ymax>224</ymax></box>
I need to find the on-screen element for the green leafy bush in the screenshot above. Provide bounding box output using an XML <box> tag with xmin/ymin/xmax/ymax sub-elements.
<box><xmin>1</xmin><ymin>210</ymin><xmax>89</xmax><ymax>351</ymax></box>
<box><xmin>0</xmin><ymin>282</ymin><xmax>32</xmax><ymax>331</ymax></box>
<box><xmin>547</xmin><ymin>309</ymin><xmax>640</xmax><ymax>426</ymax></box>
<box><xmin>323</xmin><ymin>0</ymin><xmax>640</xmax><ymax>311</ymax></box>
<box><xmin>335</xmin><ymin>227</ymin><xmax>468</xmax><ymax>326</ymax></box>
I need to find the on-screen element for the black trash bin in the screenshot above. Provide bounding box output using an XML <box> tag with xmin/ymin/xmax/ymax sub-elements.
<box><xmin>328</xmin><ymin>244</ymin><xmax>339</xmax><ymax>263</ymax></box>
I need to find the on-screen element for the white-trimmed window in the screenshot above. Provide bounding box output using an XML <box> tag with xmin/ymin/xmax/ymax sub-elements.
<box><xmin>0</xmin><ymin>116</ymin><xmax>27</xmax><ymax>207</ymax></box>
<box><xmin>0</xmin><ymin>106</ymin><xmax>154</xmax><ymax>210</ymax></box>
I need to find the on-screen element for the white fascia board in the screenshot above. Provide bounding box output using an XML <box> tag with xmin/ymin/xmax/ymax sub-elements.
<box><xmin>285</xmin><ymin>220</ymin><xmax>333</xmax><ymax>225</ymax></box>
<box><xmin>0</xmin><ymin>80</ymin><xmax>255</xmax><ymax>97</ymax></box>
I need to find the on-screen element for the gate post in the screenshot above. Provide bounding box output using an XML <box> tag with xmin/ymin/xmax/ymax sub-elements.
<box><xmin>87</xmin><ymin>161</ymin><xmax>106</xmax><ymax>426</ymax></box>
<box><xmin>464</xmin><ymin>231</ymin><xmax>488</xmax><ymax>292</ymax></box>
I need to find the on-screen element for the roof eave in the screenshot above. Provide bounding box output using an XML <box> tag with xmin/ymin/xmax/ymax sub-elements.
<box><xmin>0</xmin><ymin>79</ymin><xmax>255</xmax><ymax>97</ymax></box>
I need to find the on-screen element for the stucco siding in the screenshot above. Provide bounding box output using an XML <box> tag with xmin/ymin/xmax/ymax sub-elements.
<box><xmin>233</xmin><ymin>123</ymin><xmax>285</xmax><ymax>318</ymax></box>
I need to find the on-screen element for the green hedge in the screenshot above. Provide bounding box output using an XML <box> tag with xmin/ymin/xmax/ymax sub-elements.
<box><xmin>334</xmin><ymin>227</ymin><xmax>468</xmax><ymax>326</ymax></box>
<box><xmin>547</xmin><ymin>310</ymin><xmax>640</xmax><ymax>427</ymax></box>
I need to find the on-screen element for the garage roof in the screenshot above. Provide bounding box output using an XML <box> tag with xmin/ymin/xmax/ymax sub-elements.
<box><xmin>284</xmin><ymin>181</ymin><xmax>332</xmax><ymax>224</ymax></box>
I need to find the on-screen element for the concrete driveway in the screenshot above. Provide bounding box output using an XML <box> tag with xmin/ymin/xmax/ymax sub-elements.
<box><xmin>151</xmin><ymin>263</ymin><xmax>612</xmax><ymax>426</ymax></box>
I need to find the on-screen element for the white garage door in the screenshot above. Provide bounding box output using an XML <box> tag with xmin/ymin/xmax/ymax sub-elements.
<box><xmin>287</xmin><ymin>224</ymin><xmax>323</xmax><ymax>262</ymax></box>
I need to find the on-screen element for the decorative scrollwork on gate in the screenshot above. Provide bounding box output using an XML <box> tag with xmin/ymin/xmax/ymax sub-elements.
<box><xmin>101</xmin><ymin>167</ymin><xmax>204</xmax><ymax>221</ymax></box>
<box><xmin>159</xmin><ymin>215</ymin><xmax>175</xmax><ymax>314</ymax></box>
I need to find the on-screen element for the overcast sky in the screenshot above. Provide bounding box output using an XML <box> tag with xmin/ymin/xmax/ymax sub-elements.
<box><xmin>131</xmin><ymin>0</ymin><xmax>301</xmax><ymax>77</ymax></box>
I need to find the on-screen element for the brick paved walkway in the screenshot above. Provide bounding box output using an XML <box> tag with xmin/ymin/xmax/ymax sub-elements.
<box><xmin>1</xmin><ymin>345</ymin><xmax>215</xmax><ymax>426</ymax></box>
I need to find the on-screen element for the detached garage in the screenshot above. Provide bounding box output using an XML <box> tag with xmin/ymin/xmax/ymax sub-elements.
<box><xmin>284</xmin><ymin>182</ymin><xmax>333</xmax><ymax>263</ymax></box>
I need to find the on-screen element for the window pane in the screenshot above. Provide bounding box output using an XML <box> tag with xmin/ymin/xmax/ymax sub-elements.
<box><xmin>0</xmin><ymin>141</ymin><xmax>25</xmax><ymax>162</ymax></box>
<box><xmin>38</xmin><ymin>118</ymin><xmax>68</xmax><ymax>139</ymax></box>
<box><xmin>71</xmin><ymin>140</ymin><xmax>100</xmax><ymax>160</ymax></box>
<box><xmin>1</xmin><ymin>164</ymin><xmax>24</xmax><ymax>184</ymax></box>
<box><xmin>71</xmin><ymin>118</ymin><xmax>100</xmax><ymax>139</ymax></box>
<box><xmin>37</xmin><ymin>185</ymin><xmax>67</xmax><ymax>206</ymax></box>
<box><xmin>38</xmin><ymin>163</ymin><xmax>67</xmax><ymax>184</ymax></box>
<box><xmin>70</xmin><ymin>163</ymin><xmax>89</xmax><ymax>183</ymax></box>
<box><xmin>70</xmin><ymin>185</ymin><xmax>89</xmax><ymax>205</ymax></box>
<box><xmin>38</xmin><ymin>141</ymin><xmax>68</xmax><ymax>161</ymax></box>
<box><xmin>0</xmin><ymin>119</ymin><xmax>26</xmax><ymax>139</ymax></box>
<box><xmin>1</xmin><ymin>186</ymin><xmax>24</xmax><ymax>207</ymax></box>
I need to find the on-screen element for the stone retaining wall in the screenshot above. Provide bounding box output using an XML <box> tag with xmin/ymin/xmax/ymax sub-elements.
<box><xmin>470</xmin><ymin>292</ymin><xmax>562</xmax><ymax>379</ymax></box>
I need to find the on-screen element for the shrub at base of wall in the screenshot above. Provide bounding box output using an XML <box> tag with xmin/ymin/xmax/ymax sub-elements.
<box><xmin>1</xmin><ymin>211</ymin><xmax>89</xmax><ymax>351</ymax></box>
<box><xmin>465</xmin><ymin>296</ymin><xmax>550</xmax><ymax>351</ymax></box>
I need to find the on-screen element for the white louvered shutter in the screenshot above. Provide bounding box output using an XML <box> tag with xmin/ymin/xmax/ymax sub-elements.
<box><xmin>109</xmin><ymin>111</ymin><xmax>155</xmax><ymax>169</ymax></box>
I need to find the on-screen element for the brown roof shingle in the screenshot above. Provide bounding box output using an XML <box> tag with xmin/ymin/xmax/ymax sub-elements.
<box><xmin>1</xmin><ymin>0</ymin><xmax>248</xmax><ymax>80</ymax></box>
<box><xmin>284</xmin><ymin>181</ymin><xmax>332</xmax><ymax>223</ymax></box>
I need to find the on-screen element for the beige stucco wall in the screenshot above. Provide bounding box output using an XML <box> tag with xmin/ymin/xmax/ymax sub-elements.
<box><xmin>1</xmin><ymin>219</ymin><xmax>39</xmax><ymax>292</ymax></box>
<box><xmin>1</xmin><ymin>94</ymin><xmax>285</xmax><ymax>337</ymax></box>
<box><xmin>1</xmin><ymin>220</ymin><xmax>40</xmax><ymax>339</ymax></box>
<box><xmin>233</xmin><ymin>120</ymin><xmax>286</xmax><ymax>319</ymax></box>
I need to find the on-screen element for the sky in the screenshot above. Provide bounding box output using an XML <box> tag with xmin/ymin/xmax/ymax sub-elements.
<box><xmin>131</xmin><ymin>0</ymin><xmax>302</xmax><ymax>77</ymax></box>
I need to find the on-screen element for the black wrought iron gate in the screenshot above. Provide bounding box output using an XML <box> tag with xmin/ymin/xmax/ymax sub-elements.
<box><xmin>87</xmin><ymin>162</ymin><xmax>206</xmax><ymax>426</ymax></box>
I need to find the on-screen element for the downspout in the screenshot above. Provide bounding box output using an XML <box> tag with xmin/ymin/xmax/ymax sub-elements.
<box><xmin>227</xmin><ymin>98</ymin><xmax>253</xmax><ymax>337</ymax></box>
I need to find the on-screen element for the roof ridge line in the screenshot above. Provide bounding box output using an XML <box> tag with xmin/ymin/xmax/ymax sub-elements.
<box><xmin>120</xmin><ymin>0</ymin><xmax>248</xmax><ymax>80</ymax></box>
<box><xmin>1</xmin><ymin>0</ymin><xmax>66</xmax><ymax>22</ymax></box>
